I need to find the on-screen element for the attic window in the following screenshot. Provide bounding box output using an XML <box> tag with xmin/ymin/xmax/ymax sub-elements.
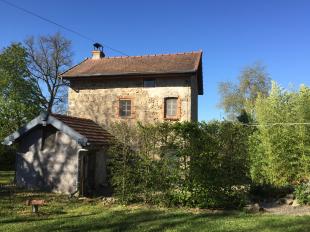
<box><xmin>143</xmin><ymin>79</ymin><xmax>156</xmax><ymax>88</ymax></box>
<box><xmin>119</xmin><ymin>99</ymin><xmax>131</xmax><ymax>117</ymax></box>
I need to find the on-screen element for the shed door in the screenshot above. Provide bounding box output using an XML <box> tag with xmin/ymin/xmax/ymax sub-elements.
<box><xmin>80</xmin><ymin>152</ymin><xmax>96</xmax><ymax>196</ymax></box>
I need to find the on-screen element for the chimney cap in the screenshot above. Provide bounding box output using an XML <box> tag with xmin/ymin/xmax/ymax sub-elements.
<box><xmin>92</xmin><ymin>43</ymin><xmax>105</xmax><ymax>59</ymax></box>
<box><xmin>93</xmin><ymin>43</ymin><xmax>103</xmax><ymax>51</ymax></box>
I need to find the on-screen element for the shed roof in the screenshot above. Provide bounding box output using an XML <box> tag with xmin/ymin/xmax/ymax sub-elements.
<box><xmin>60</xmin><ymin>51</ymin><xmax>203</xmax><ymax>94</ymax></box>
<box><xmin>2</xmin><ymin>113</ymin><xmax>113</xmax><ymax>147</ymax></box>
<box><xmin>52</xmin><ymin>114</ymin><xmax>114</xmax><ymax>146</ymax></box>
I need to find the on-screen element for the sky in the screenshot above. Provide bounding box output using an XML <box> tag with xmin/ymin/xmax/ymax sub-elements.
<box><xmin>1</xmin><ymin>0</ymin><xmax>310</xmax><ymax>121</ymax></box>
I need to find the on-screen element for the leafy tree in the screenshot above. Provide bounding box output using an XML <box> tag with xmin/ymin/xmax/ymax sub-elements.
<box><xmin>218</xmin><ymin>63</ymin><xmax>271</xmax><ymax>120</ymax></box>
<box><xmin>0</xmin><ymin>43</ymin><xmax>41</xmax><ymax>167</ymax></box>
<box><xmin>250</xmin><ymin>82</ymin><xmax>310</xmax><ymax>187</ymax></box>
<box><xmin>0</xmin><ymin>43</ymin><xmax>41</xmax><ymax>137</ymax></box>
<box><xmin>25</xmin><ymin>32</ymin><xmax>73</xmax><ymax>113</ymax></box>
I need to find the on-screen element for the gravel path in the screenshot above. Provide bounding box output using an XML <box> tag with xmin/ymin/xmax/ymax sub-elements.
<box><xmin>262</xmin><ymin>202</ymin><xmax>310</xmax><ymax>216</ymax></box>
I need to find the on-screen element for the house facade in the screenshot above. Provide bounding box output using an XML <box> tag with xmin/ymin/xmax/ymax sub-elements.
<box><xmin>2</xmin><ymin>48</ymin><xmax>204</xmax><ymax>195</ymax></box>
<box><xmin>61</xmin><ymin>49</ymin><xmax>203</xmax><ymax>128</ymax></box>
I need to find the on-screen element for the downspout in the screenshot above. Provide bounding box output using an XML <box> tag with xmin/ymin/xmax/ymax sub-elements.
<box><xmin>70</xmin><ymin>148</ymin><xmax>88</xmax><ymax>197</ymax></box>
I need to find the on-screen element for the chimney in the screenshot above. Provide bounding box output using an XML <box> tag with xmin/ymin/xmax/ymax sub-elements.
<box><xmin>92</xmin><ymin>43</ymin><xmax>105</xmax><ymax>59</ymax></box>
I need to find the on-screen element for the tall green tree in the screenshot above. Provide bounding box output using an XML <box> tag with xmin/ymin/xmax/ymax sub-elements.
<box><xmin>0</xmin><ymin>43</ymin><xmax>41</xmax><ymax>166</ymax></box>
<box><xmin>250</xmin><ymin>82</ymin><xmax>310</xmax><ymax>186</ymax></box>
<box><xmin>0</xmin><ymin>43</ymin><xmax>41</xmax><ymax>138</ymax></box>
<box><xmin>218</xmin><ymin>63</ymin><xmax>271</xmax><ymax>120</ymax></box>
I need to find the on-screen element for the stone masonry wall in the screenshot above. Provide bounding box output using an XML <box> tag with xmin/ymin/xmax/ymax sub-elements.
<box><xmin>68</xmin><ymin>76</ymin><xmax>197</xmax><ymax>128</ymax></box>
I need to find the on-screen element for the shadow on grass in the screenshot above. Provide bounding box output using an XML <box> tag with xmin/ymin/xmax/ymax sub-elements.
<box><xmin>0</xmin><ymin>170</ymin><xmax>15</xmax><ymax>184</ymax></box>
<box><xmin>8</xmin><ymin>208</ymin><xmax>309</xmax><ymax>232</ymax></box>
<box><xmin>1</xmin><ymin>188</ymin><xmax>310</xmax><ymax>232</ymax></box>
<box><xmin>1</xmin><ymin>212</ymin><xmax>97</xmax><ymax>224</ymax></box>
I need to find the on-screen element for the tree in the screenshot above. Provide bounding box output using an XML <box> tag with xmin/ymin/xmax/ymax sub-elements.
<box><xmin>0</xmin><ymin>43</ymin><xmax>41</xmax><ymax>167</ymax></box>
<box><xmin>218</xmin><ymin>63</ymin><xmax>271</xmax><ymax>120</ymax></box>
<box><xmin>0</xmin><ymin>43</ymin><xmax>41</xmax><ymax>137</ymax></box>
<box><xmin>250</xmin><ymin>82</ymin><xmax>310</xmax><ymax>186</ymax></box>
<box><xmin>25</xmin><ymin>32</ymin><xmax>73</xmax><ymax>113</ymax></box>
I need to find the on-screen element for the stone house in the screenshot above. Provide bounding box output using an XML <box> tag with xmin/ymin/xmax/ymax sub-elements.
<box><xmin>61</xmin><ymin>48</ymin><xmax>203</xmax><ymax>128</ymax></box>
<box><xmin>2</xmin><ymin>48</ymin><xmax>203</xmax><ymax>195</ymax></box>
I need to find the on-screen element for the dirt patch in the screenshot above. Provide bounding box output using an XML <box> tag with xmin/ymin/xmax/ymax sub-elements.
<box><xmin>262</xmin><ymin>201</ymin><xmax>310</xmax><ymax>216</ymax></box>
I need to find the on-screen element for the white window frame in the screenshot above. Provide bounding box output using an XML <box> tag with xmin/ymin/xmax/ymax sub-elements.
<box><xmin>119</xmin><ymin>99</ymin><xmax>131</xmax><ymax>117</ymax></box>
<box><xmin>165</xmin><ymin>97</ymin><xmax>178</xmax><ymax>118</ymax></box>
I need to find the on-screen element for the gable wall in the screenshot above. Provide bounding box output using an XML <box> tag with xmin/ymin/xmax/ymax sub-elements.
<box><xmin>16</xmin><ymin>126</ymin><xmax>81</xmax><ymax>194</ymax></box>
<box><xmin>68</xmin><ymin>76</ymin><xmax>198</xmax><ymax>128</ymax></box>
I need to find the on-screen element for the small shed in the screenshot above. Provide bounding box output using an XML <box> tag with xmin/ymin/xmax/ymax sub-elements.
<box><xmin>2</xmin><ymin>113</ymin><xmax>113</xmax><ymax>196</ymax></box>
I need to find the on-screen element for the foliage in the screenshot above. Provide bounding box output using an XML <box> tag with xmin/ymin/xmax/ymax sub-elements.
<box><xmin>107</xmin><ymin>121</ymin><xmax>252</xmax><ymax>208</ymax></box>
<box><xmin>294</xmin><ymin>181</ymin><xmax>310</xmax><ymax>205</ymax></box>
<box><xmin>0</xmin><ymin>43</ymin><xmax>41</xmax><ymax>165</ymax></box>
<box><xmin>25</xmin><ymin>32</ymin><xmax>73</xmax><ymax>113</ymax></box>
<box><xmin>184</xmin><ymin>122</ymin><xmax>252</xmax><ymax>208</ymax></box>
<box><xmin>107</xmin><ymin>122</ymin><xmax>180</xmax><ymax>204</ymax></box>
<box><xmin>249</xmin><ymin>82</ymin><xmax>310</xmax><ymax>187</ymax></box>
<box><xmin>249</xmin><ymin>184</ymin><xmax>293</xmax><ymax>201</ymax></box>
<box><xmin>218</xmin><ymin>63</ymin><xmax>271</xmax><ymax>120</ymax></box>
<box><xmin>0</xmin><ymin>146</ymin><xmax>16</xmax><ymax>170</ymax></box>
<box><xmin>0</xmin><ymin>43</ymin><xmax>41</xmax><ymax>132</ymax></box>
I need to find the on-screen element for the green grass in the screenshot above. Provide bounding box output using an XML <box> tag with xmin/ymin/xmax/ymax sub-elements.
<box><xmin>0</xmin><ymin>170</ymin><xmax>14</xmax><ymax>184</ymax></box>
<box><xmin>0</xmin><ymin>189</ymin><xmax>310</xmax><ymax>232</ymax></box>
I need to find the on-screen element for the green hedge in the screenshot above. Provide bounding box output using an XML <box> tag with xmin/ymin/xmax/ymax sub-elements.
<box><xmin>107</xmin><ymin>121</ymin><xmax>252</xmax><ymax>209</ymax></box>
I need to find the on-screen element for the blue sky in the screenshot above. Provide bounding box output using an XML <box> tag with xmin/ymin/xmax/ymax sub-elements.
<box><xmin>1</xmin><ymin>0</ymin><xmax>310</xmax><ymax>121</ymax></box>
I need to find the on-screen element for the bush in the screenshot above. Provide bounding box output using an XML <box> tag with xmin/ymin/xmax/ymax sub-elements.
<box><xmin>249</xmin><ymin>184</ymin><xmax>293</xmax><ymax>202</ymax></box>
<box><xmin>249</xmin><ymin>82</ymin><xmax>310</xmax><ymax>187</ymax></box>
<box><xmin>0</xmin><ymin>145</ymin><xmax>16</xmax><ymax>170</ymax></box>
<box><xmin>107</xmin><ymin>121</ymin><xmax>252</xmax><ymax>209</ymax></box>
<box><xmin>294</xmin><ymin>181</ymin><xmax>310</xmax><ymax>205</ymax></box>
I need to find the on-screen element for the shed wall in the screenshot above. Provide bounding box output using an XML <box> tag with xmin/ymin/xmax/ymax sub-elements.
<box><xmin>16</xmin><ymin>126</ymin><xmax>81</xmax><ymax>194</ymax></box>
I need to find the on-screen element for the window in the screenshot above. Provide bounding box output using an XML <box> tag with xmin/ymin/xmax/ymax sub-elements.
<box><xmin>165</xmin><ymin>98</ymin><xmax>178</xmax><ymax>118</ymax></box>
<box><xmin>119</xmin><ymin>99</ymin><xmax>131</xmax><ymax>117</ymax></box>
<box><xmin>143</xmin><ymin>79</ymin><xmax>156</xmax><ymax>87</ymax></box>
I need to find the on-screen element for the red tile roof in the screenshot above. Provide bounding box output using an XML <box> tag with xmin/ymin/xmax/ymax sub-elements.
<box><xmin>60</xmin><ymin>51</ymin><xmax>203</xmax><ymax>94</ymax></box>
<box><xmin>52</xmin><ymin>114</ymin><xmax>114</xmax><ymax>146</ymax></box>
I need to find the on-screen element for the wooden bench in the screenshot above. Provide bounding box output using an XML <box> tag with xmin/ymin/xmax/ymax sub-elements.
<box><xmin>26</xmin><ymin>199</ymin><xmax>45</xmax><ymax>213</ymax></box>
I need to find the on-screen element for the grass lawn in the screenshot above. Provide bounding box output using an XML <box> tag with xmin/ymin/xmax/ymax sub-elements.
<box><xmin>0</xmin><ymin>170</ymin><xmax>14</xmax><ymax>184</ymax></box>
<box><xmin>0</xmin><ymin>189</ymin><xmax>310</xmax><ymax>232</ymax></box>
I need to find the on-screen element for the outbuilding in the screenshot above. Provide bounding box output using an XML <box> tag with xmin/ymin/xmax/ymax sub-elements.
<box><xmin>2</xmin><ymin>113</ymin><xmax>113</xmax><ymax>195</ymax></box>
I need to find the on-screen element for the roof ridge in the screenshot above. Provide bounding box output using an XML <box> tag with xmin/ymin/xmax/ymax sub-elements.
<box><xmin>52</xmin><ymin>113</ymin><xmax>95</xmax><ymax>123</ymax></box>
<box><xmin>92</xmin><ymin>50</ymin><xmax>203</xmax><ymax>60</ymax></box>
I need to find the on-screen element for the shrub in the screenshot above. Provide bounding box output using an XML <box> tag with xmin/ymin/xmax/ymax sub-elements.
<box><xmin>0</xmin><ymin>145</ymin><xmax>16</xmax><ymax>170</ymax></box>
<box><xmin>294</xmin><ymin>181</ymin><xmax>310</xmax><ymax>205</ymax></box>
<box><xmin>249</xmin><ymin>184</ymin><xmax>293</xmax><ymax>202</ymax></box>
<box><xmin>249</xmin><ymin>82</ymin><xmax>310</xmax><ymax>187</ymax></box>
<box><xmin>107</xmin><ymin>121</ymin><xmax>252</xmax><ymax>209</ymax></box>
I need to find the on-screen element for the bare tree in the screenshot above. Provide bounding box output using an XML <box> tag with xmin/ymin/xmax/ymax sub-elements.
<box><xmin>25</xmin><ymin>32</ymin><xmax>73</xmax><ymax>113</ymax></box>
